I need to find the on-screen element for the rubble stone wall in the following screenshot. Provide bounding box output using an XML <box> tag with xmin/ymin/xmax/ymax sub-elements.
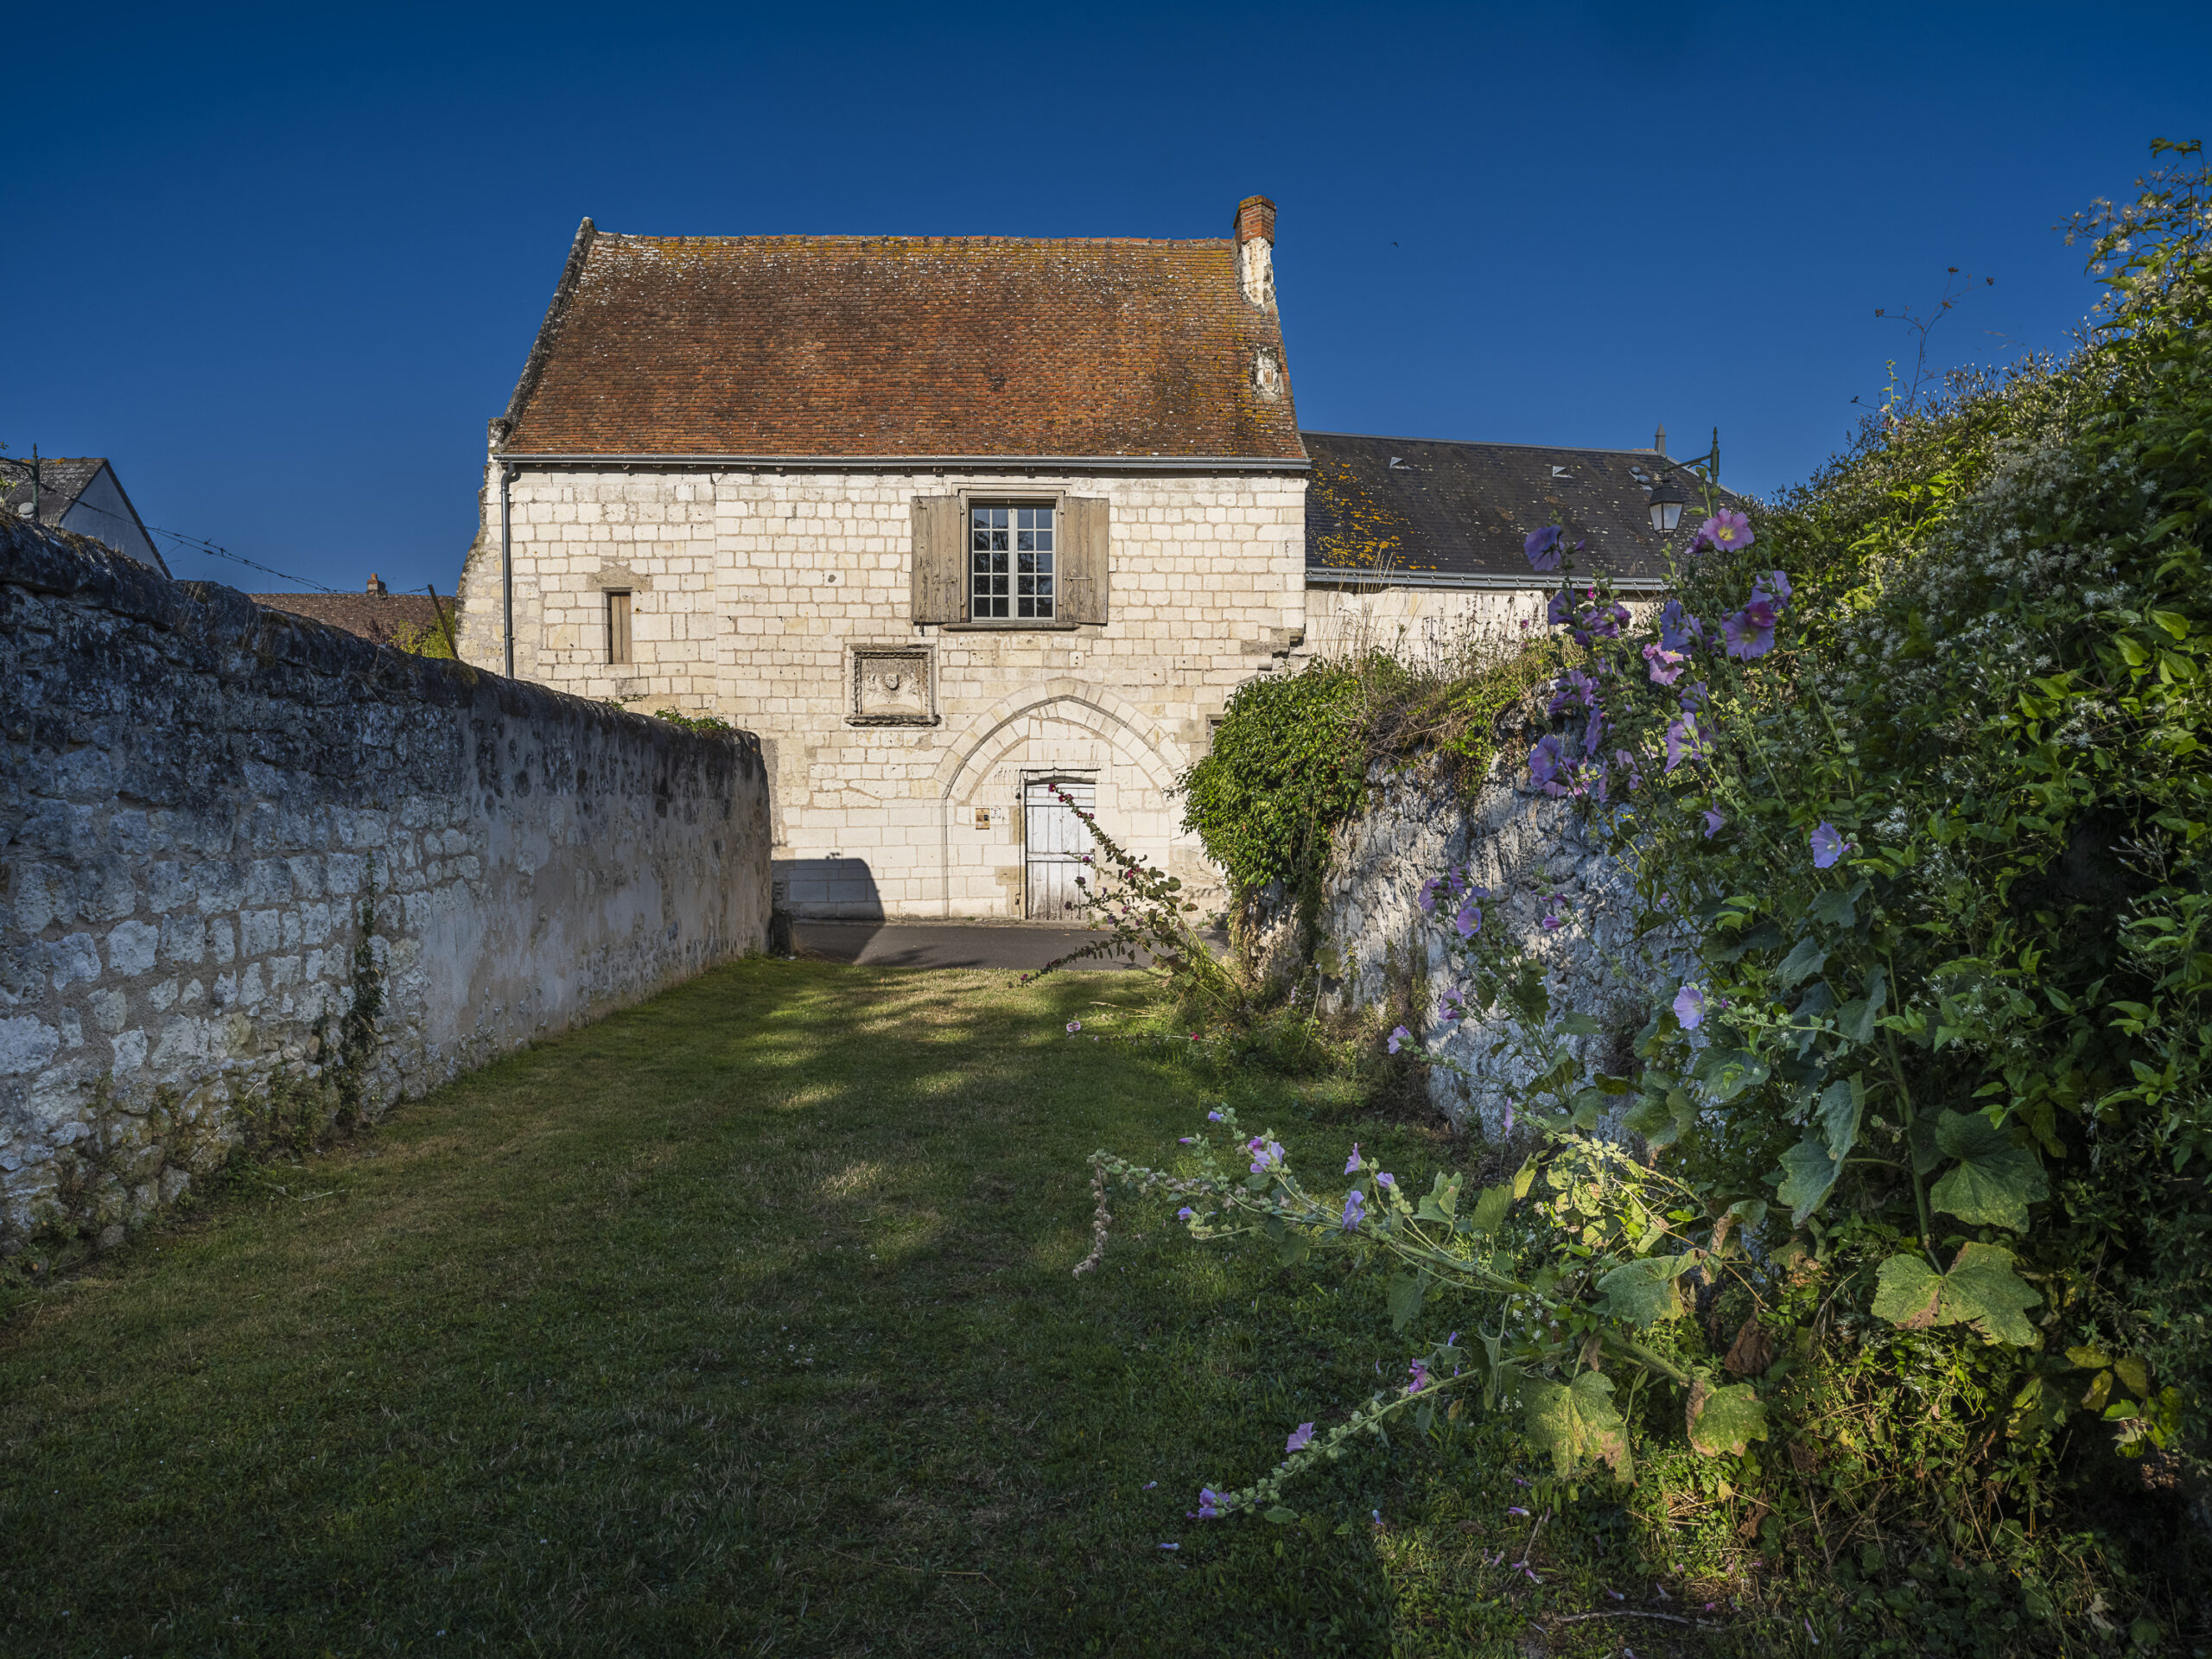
<box><xmin>0</xmin><ymin>522</ymin><xmax>771</xmax><ymax>1243</ymax></box>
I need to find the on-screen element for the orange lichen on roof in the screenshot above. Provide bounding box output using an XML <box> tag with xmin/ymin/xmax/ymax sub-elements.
<box><xmin>500</xmin><ymin>229</ymin><xmax>1305</xmax><ymax>460</ymax></box>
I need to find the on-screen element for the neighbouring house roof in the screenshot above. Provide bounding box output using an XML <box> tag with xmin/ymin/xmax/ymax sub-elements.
<box><xmin>250</xmin><ymin>591</ymin><xmax>449</xmax><ymax>647</ymax></box>
<box><xmin>0</xmin><ymin>455</ymin><xmax>168</xmax><ymax>575</ymax></box>
<box><xmin>1303</xmin><ymin>432</ymin><xmax>1740</xmax><ymax>589</ymax></box>
<box><xmin>496</xmin><ymin>216</ymin><xmax>1305</xmax><ymax>462</ymax></box>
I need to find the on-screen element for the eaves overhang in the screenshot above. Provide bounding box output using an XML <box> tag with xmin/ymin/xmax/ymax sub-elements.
<box><xmin>493</xmin><ymin>452</ymin><xmax>1313</xmax><ymax>474</ymax></box>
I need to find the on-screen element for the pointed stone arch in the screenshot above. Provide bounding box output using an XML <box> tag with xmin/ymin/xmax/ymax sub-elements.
<box><xmin>932</xmin><ymin>680</ymin><xmax>1185</xmax><ymax>804</ymax></box>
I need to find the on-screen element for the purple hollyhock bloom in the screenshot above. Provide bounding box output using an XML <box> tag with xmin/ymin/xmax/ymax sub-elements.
<box><xmin>1701</xmin><ymin>510</ymin><xmax>1755</xmax><ymax>551</ymax></box>
<box><xmin>1438</xmin><ymin>986</ymin><xmax>1466</xmax><ymax>1020</ymax></box>
<box><xmin>1701</xmin><ymin>807</ymin><xmax>1726</xmax><ymax>838</ymax></box>
<box><xmin>1344</xmin><ymin>1143</ymin><xmax>1362</xmax><ymax>1173</ymax></box>
<box><xmin>1455</xmin><ymin>899</ymin><xmax>1481</xmax><ymax>938</ymax></box>
<box><xmin>1674</xmin><ymin>984</ymin><xmax>1705</xmax><ymax>1030</ymax></box>
<box><xmin>1387</xmin><ymin>1025</ymin><xmax>1413</xmax><ymax>1055</ymax></box>
<box><xmin>1066</xmin><ymin>1020</ymin><xmax>1082</xmax><ymax>1035</ymax></box>
<box><xmin>1418</xmin><ymin>876</ymin><xmax>1443</xmax><ymax>914</ymax></box>
<box><xmin>1206</xmin><ymin>1109</ymin><xmax>1224</xmax><ymax>1122</ymax></box>
<box><xmin>1546</xmin><ymin>587</ymin><xmax>1574</xmax><ymax>627</ymax></box>
<box><xmin>1524</xmin><ymin>525</ymin><xmax>1565</xmax><ymax>571</ymax></box>
<box><xmin>1249</xmin><ymin>1139</ymin><xmax>1285</xmax><ymax>1174</ymax></box>
<box><xmin>1657</xmin><ymin>599</ymin><xmax>1705</xmax><ymax>652</ymax></box>
<box><xmin>1548</xmin><ymin>666</ymin><xmax>1599</xmax><ymax>715</ymax></box>
<box><xmin>1196</xmin><ymin>1487</ymin><xmax>1225</xmax><ymax>1519</ymax></box>
<box><xmin>1342</xmin><ymin>1189</ymin><xmax>1367</xmax><ymax>1230</ymax></box>
<box><xmin>1529</xmin><ymin>734</ymin><xmax>1566</xmax><ymax>788</ymax></box>
<box><xmin>1581</xmin><ymin>705</ymin><xmax>1605</xmax><ymax>760</ymax></box>
<box><xmin>1376</xmin><ymin>1172</ymin><xmax>1395</xmax><ymax>1190</ymax></box>
<box><xmin>1762</xmin><ymin>569</ymin><xmax>1793</xmax><ymax>604</ymax></box>
<box><xmin>1407</xmin><ymin>1360</ymin><xmax>1431</xmax><ymax>1395</ymax></box>
<box><xmin>1664</xmin><ymin>715</ymin><xmax>1706</xmax><ymax>773</ymax></box>
<box><xmin>1286</xmin><ymin>1422</ymin><xmax>1316</xmax><ymax>1452</ymax></box>
<box><xmin>1176</xmin><ymin>1205</ymin><xmax>1195</xmax><ymax>1219</ymax></box>
<box><xmin>1643</xmin><ymin>642</ymin><xmax>1686</xmax><ymax>685</ymax></box>
<box><xmin>1592</xmin><ymin>600</ymin><xmax>1631</xmax><ymax>640</ymax></box>
<box><xmin>1810</xmin><ymin>821</ymin><xmax>1846</xmax><ymax>869</ymax></box>
<box><xmin>1679</xmin><ymin>680</ymin><xmax>1709</xmax><ymax>710</ymax></box>
<box><xmin>1721</xmin><ymin>601</ymin><xmax>1777</xmax><ymax>660</ymax></box>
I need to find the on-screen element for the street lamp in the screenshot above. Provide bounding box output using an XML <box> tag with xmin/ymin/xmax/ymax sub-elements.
<box><xmin>1643</xmin><ymin>427</ymin><xmax>1721</xmax><ymax>536</ymax></box>
<box><xmin>1646</xmin><ymin>477</ymin><xmax>1688</xmax><ymax>532</ymax></box>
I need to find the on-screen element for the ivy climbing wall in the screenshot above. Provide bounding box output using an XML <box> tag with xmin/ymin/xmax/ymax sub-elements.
<box><xmin>0</xmin><ymin>522</ymin><xmax>772</xmax><ymax>1246</ymax></box>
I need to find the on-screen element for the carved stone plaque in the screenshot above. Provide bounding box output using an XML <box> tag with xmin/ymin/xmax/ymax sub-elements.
<box><xmin>850</xmin><ymin>647</ymin><xmax>935</xmax><ymax>725</ymax></box>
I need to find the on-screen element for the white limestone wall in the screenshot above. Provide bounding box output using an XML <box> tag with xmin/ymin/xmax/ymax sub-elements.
<box><xmin>458</xmin><ymin>466</ymin><xmax>1308</xmax><ymax>918</ymax></box>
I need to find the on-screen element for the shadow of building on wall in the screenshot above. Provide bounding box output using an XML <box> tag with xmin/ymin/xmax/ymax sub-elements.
<box><xmin>773</xmin><ymin>856</ymin><xmax>885</xmax><ymax>921</ymax></box>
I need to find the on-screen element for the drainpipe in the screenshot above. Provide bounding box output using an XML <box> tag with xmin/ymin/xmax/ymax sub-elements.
<box><xmin>499</xmin><ymin>461</ymin><xmax>516</xmax><ymax>677</ymax></box>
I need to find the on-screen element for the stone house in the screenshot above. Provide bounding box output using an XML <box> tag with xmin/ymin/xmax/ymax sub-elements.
<box><xmin>454</xmin><ymin>198</ymin><xmax>1307</xmax><ymax>920</ymax></box>
<box><xmin>0</xmin><ymin>454</ymin><xmax>169</xmax><ymax>574</ymax></box>
<box><xmin>453</xmin><ymin>199</ymin><xmax>1708</xmax><ymax>921</ymax></box>
<box><xmin>1300</xmin><ymin>428</ymin><xmax>1711</xmax><ymax>661</ymax></box>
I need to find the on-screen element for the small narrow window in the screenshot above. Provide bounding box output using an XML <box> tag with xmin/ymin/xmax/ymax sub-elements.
<box><xmin>969</xmin><ymin>504</ymin><xmax>1055</xmax><ymax>620</ymax></box>
<box><xmin>607</xmin><ymin>590</ymin><xmax>632</xmax><ymax>664</ymax></box>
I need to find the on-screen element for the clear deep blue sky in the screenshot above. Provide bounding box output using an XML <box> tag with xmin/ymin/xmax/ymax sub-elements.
<box><xmin>6</xmin><ymin>2</ymin><xmax>2207</xmax><ymax>596</ymax></box>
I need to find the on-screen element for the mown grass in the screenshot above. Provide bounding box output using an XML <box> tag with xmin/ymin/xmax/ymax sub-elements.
<box><xmin>3</xmin><ymin>960</ymin><xmax>1773</xmax><ymax>1657</ymax></box>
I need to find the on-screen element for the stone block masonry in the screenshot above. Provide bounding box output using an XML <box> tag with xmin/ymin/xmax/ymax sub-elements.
<box><xmin>0</xmin><ymin>521</ymin><xmax>771</xmax><ymax>1245</ymax></box>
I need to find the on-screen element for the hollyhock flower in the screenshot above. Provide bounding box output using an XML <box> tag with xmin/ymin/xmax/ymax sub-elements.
<box><xmin>1524</xmin><ymin>525</ymin><xmax>1564</xmax><ymax>571</ymax></box>
<box><xmin>1376</xmin><ymin>1172</ymin><xmax>1395</xmax><ymax>1190</ymax></box>
<box><xmin>1764</xmin><ymin>569</ymin><xmax>1793</xmax><ymax>603</ymax></box>
<box><xmin>1810</xmin><ymin>821</ymin><xmax>1846</xmax><ymax>868</ymax></box>
<box><xmin>1663</xmin><ymin>715</ymin><xmax>1706</xmax><ymax>772</ymax></box>
<box><xmin>1176</xmin><ymin>1206</ymin><xmax>1195</xmax><ymax>1219</ymax></box>
<box><xmin>1407</xmin><ymin>1360</ymin><xmax>1430</xmax><ymax>1394</ymax></box>
<box><xmin>1541</xmin><ymin>912</ymin><xmax>1561</xmax><ymax>930</ymax></box>
<box><xmin>1701</xmin><ymin>510</ymin><xmax>1755</xmax><ymax>551</ymax></box>
<box><xmin>1066</xmin><ymin>1020</ymin><xmax>1082</xmax><ymax>1034</ymax></box>
<box><xmin>1529</xmin><ymin>734</ymin><xmax>1566</xmax><ymax>788</ymax></box>
<box><xmin>1342</xmin><ymin>1189</ymin><xmax>1367</xmax><ymax>1230</ymax></box>
<box><xmin>1508</xmin><ymin>1506</ymin><xmax>1530</xmax><ymax>1516</ymax></box>
<box><xmin>1658</xmin><ymin>598</ymin><xmax>1704</xmax><ymax>652</ymax></box>
<box><xmin>1674</xmin><ymin>984</ymin><xmax>1706</xmax><ymax>1030</ymax></box>
<box><xmin>1177</xmin><ymin>1136</ymin><xmax>1194</xmax><ymax>1144</ymax></box>
<box><xmin>1206</xmin><ymin>1109</ymin><xmax>1224</xmax><ymax>1121</ymax></box>
<box><xmin>1387</xmin><ymin>1025</ymin><xmax>1413</xmax><ymax>1054</ymax></box>
<box><xmin>1249</xmin><ymin>1140</ymin><xmax>1286</xmax><ymax>1174</ymax></box>
<box><xmin>1419</xmin><ymin>876</ymin><xmax>1443</xmax><ymax>913</ymax></box>
<box><xmin>1546</xmin><ymin>588</ymin><xmax>1574</xmax><ymax>626</ymax></box>
<box><xmin>1589</xmin><ymin>601</ymin><xmax>1630</xmax><ymax>640</ymax></box>
<box><xmin>1286</xmin><ymin>1423</ymin><xmax>1315</xmax><ymax>1452</ymax></box>
<box><xmin>1503</xmin><ymin>1099</ymin><xmax>1516</xmax><ymax>1135</ymax></box>
<box><xmin>1679</xmin><ymin>679</ymin><xmax>1709</xmax><ymax>710</ymax></box>
<box><xmin>1581</xmin><ymin>706</ymin><xmax>1605</xmax><ymax>759</ymax></box>
<box><xmin>1196</xmin><ymin>1487</ymin><xmax>1225</xmax><ymax>1519</ymax></box>
<box><xmin>1455</xmin><ymin>899</ymin><xmax>1481</xmax><ymax>938</ymax></box>
<box><xmin>1548</xmin><ymin>666</ymin><xmax>1599</xmax><ymax>715</ymax></box>
<box><xmin>1701</xmin><ymin>807</ymin><xmax>1726</xmax><ymax>838</ymax></box>
<box><xmin>1643</xmin><ymin>642</ymin><xmax>1686</xmax><ymax>685</ymax></box>
<box><xmin>1722</xmin><ymin>597</ymin><xmax>1778</xmax><ymax>659</ymax></box>
<box><xmin>1344</xmin><ymin>1144</ymin><xmax>1363</xmax><ymax>1174</ymax></box>
<box><xmin>1438</xmin><ymin>986</ymin><xmax>1466</xmax><ymax>1020</ymax></box>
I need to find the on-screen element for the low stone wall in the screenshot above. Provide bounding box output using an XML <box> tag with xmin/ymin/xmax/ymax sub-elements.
<box><xmin>1255</xmin><ymin>755</ymin><xmax>1667</xmax><ymax>1138</ymax></box>
<box><xmin>0</xmin><ymin>522</ymin><xmax>772</xmax><ymax>1245</ymax></box>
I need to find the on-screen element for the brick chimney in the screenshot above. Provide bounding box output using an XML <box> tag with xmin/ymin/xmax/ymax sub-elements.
<box><xmin>366</xmin><ymin>573</ymin><xmax>388</xmax><ymax>596</ymax></box>
<box><xmin>1234</xmin><ymin>194</ymin><xmax>1276</xmax><ymax>309</ymax></box>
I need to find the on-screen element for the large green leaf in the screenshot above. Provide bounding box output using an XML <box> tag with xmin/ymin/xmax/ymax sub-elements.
<box><xmin>1817</xmin><ymin>1075</ymin><xmax>1866</xmax><ymax>1162</ymax></box>
<box><xmin>1522</xmin><ymin>1370</ymin><xmax>1633</xmax><ymax>1483</ymax></box>
<box><xmin>1774</xmin><ymin>936</ymin><xmax>1829</xmax><ymax>988</ymax></box>
<box><xmin>1870</xmin><ymin>1242</ymin><xmax>2042</xmax><ymax>1347</ymax></box>
<box><xmin>1773</xmin><ymin>1134</ymin><xmax>1841</xmax><ymax>1225</ymax></box>
<box><xmin>1464</xmin><ymin>1182</ymin><xmax>1513</xmax><ymax>1237</ymax></box>
<box><xmin>1596</xmin><ymin>1255</ymin><xmax>1694</xmax><ymax>1325</ymax></box>
<box><xmin>1686</xmin><ymin>1377</ymin><xmax>1770</xmax><ymax>1457</ymax></box>
<box><xmin>1694</xmin><ymin>1048</ymin><xmax>1770</xmax><ymax>1103</ymax></box>
<box><xmin>1623</xmin><ymin>1086</ymin><xmax>1695</xmax><ymax>1148</ymax></box>
<box><xmin>1386</xmin><ymin>1270</ymin><xmax>1427</xmax><ymax>1333</ymax></box>
<box><xmin>1929</xmin><ymin>1111</ymin><xmax>2049</xmax><ymax>1230</ymax></box>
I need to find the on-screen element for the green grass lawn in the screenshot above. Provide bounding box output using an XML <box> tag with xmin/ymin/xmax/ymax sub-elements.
<box><xmin>0</xmin><ymin>960</ymin><xmax>1726</xmax><ymax>1657</ymax></box>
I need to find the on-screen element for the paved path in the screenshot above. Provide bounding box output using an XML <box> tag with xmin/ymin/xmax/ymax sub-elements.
<box><xmin>792</xmin><ymin>920</ymin><xmax>1224</xmax><ymax>972</ymax></box>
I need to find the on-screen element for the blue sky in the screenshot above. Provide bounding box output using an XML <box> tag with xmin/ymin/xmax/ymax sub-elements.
<box><xmin>6</xmin><ymin>2</ymin><xmax>2207</xmax><ymax>596</ymax></box>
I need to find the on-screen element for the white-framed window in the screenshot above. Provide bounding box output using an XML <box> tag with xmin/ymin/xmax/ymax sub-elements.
<box><xmin>969</xmin><ymin>504</ymin><xmax>1055</xmax><ymax>620</ymax></box>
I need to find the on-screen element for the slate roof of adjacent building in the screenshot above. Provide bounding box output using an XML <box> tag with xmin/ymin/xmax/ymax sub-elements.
<box><xmin>249</xmin><ymin>591</ymin><xmax>449</xmax><ymax>647</ymax></box>
<box><xmin>496</xmin><ymin>217</ymin><xmax>1305</xmax><ymax>461</ymax></box>
<box><xmin>0</xmin><ymin>455</ymin><xmax>168</xmax><ymax>574</ymax></box>
<box><xmin>1303</xmin><ymin>432</ymin><xmax>1740</xmax><ymax>588</ymax></box>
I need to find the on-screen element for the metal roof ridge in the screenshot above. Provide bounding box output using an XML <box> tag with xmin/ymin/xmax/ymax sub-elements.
<box><xmin>1300</xmin><ymin>430</ymin><xmax>1665</xmax><ymax>456</ymax></box>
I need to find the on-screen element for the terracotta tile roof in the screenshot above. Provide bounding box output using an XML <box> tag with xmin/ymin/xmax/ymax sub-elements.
<box><xmin>1303</xmin><ymin>432</ymin><xmax>1745</xmax><ymax>587</ymax></box>
<box><xmin>249</xmin><ymin>591</ymin><xmax>449</xmax><ymax>647</ymax></box>
<box><xmin>499</xmin><ymin>220</ymin><xmax>1305</xmax><ymax>461</ymax></box>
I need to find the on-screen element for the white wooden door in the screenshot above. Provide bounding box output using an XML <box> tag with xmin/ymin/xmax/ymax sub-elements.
<box><xmin>1024</xmin><ymin>778</ymin><xmax>1096</xmax><ymax>921</ymax></box>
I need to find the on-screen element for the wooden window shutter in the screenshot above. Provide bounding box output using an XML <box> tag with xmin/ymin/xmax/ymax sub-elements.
<box><xmin>1061</xmin><ymin>495</ymin><xmax>1109</xmax><ymax>625</ymax></box>
<box><xmin>910</xmin><ymin>496</ymin><xmax>963</xmax><ymax>623</ymax></box>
